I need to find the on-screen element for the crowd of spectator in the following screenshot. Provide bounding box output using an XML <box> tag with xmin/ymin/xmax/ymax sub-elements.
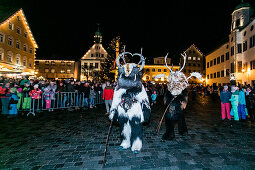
<box><xmin>0</xmin><ymin>76</ymin><xmax>165</xmax><ymax>118</ymax></box>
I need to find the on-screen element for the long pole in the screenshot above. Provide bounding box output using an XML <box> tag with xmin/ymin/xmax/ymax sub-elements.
<box><xmin>102</xmin><ymin>120</ymin><xmax>113</xmax><ymax>170</ymax></box>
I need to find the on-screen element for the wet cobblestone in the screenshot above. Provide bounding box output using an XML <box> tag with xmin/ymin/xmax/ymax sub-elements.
<box><xmin>0</xmin><ymin>95</ymin><xmax>255</xmax><ymax>169</ymax></box>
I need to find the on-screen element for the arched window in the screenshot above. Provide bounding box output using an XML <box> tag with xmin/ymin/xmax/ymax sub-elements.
<box><xmin>8</xmin><ymin>36</ymin><xmax>13</xmax><ymax>46</ymax></box>
<box><xmin>15</xmin><ymin>54</ymin><xmax>21</xmax><ymax>65</ymax></box>
<box><xmin>23</xmin><ymin>44</ymin><xmax>27</xmax><ymax>51</ymax></box>
<box><xmin>16</xmin><ymin>40</ymin><xmax>20</xmax><ymax>49</ymax></box>
<box><xmin>7</xmin><ymin>51</ymin><xmax>13</xmax><ymax>63</ymax></box>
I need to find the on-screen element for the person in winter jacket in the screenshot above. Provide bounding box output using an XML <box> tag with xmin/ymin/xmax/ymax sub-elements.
<box><xmin>22</xmin><ymin>82</ymin><xmax>31</xmax><ymax>110</ymax></box>
<box><xmin>29</xmin><ymin>84</ymin><xmax>42</xmax><ymax>111</ymax></box>
<box><xmin>220</xmin><ymin>85</ymin><xmax>232</xmax><ymax>120</ymax></box>
<box><xmin>89</xmin><ymin>85</ymin><xmax>96</xmax><ymax>108</ymax></box>
<box><xmin>8</xmin><ymin>88</ymin><xmax>19</xmax><ymax>118</ymax></box>
<box><xmin>246</xmin><ymin>87</ymin><xmax>255</xmax><ymax>120</ymax></box>
<box><xmin>43</xmin><ymin>87</ymin><xmax>51</xmax><ymax>110</ymax></box>
<box><xmin>151</xmin><ymin>90</ymin><xmax>157</xmax><ymax>106</ymax></box>
<box><xmin>103</xmin><ymin>81</ymin><xmax>114</xmax><ymax>115</ymax></box>
<box><xmin>57</xmin><ymin>81</ymin><xmax>67</xmax><ymax>107</ymax></box>
<box><xmin>16</xmin><ymin>84</ymin><xmax>23</xmax><ymax>110</ymax></box>
<box><xmin>229</xmin><ymin>87</ymin><xmax>239</xmax><ymax>121</ymax></box>
<box><xmin>83</xmin><ymin>82</ymin><xmax>90</xmax><ymax>109</ymax></box>
<box><xmin>0</xmin><ymin>82</ymin><xmax>10</xmax><ymax>115</ymax></box>
<box><xmin>238</xmin><ymin>88</ymin><xmax>246</xmax><ymax>120</ymax></box>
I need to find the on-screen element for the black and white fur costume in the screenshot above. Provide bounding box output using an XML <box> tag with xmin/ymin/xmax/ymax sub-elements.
<box><xmin>109</xmin><ymin>50</ymin><xmax>151</xmax><ymax>152</ymax></box>
<box><xmin>155</xmin><ymin>53</ymin><xmax>202</xmax><ymax>140</ymax></box>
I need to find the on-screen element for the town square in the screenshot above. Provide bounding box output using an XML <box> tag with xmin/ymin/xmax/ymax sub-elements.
<box><xmin>0</xmin><ymin>0</ymin><xmax>255</xmax><ymax>169</ymax></box>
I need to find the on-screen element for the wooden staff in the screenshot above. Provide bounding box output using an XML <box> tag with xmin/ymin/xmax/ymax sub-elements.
<box><xmin>157</xmin><ymin>96</ymin><xmax>176</xmax><ymax>134</ymax></box>
<box><xmin>102</xmin><ymin>120</ymin><xmax>113</xmax><ymax>170</ymax></box>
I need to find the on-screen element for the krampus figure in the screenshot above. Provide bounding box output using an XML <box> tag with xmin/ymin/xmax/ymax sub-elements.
<box><xmin>155</xmin><ymin>53</ymin><xmax>202</xmax><ymax>140</ymax></box>
<box><xmin>109</xmin><ymin>49</ymin><xmax>151</xmax><ymax>153</ymax></box>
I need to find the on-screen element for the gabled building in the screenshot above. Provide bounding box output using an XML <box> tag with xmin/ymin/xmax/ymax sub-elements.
<box><xmin>181</xmin><ymin>44</ymin><xmax>205</xmax><ymax>84</ymax></box>
<box><xmin>0</xmin><ymin>8</ymin><xmax>38</xmax><ymax>78</ymax></box>
<box><xmin>206</xmin><ymin>2</ymin><xmax>255</xmax><ymax>86</ymax></box>
<box><xmin>79</xmin><ymin>28</ymin><xmax>108</xmax><ymax>81</ymax></box>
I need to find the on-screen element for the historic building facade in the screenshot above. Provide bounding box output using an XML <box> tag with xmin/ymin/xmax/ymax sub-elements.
<box><xmin>0</xmin><ymin>8</ymin><xmax>38</xmax><ymax>78</ymax></box>
<box><xmin>142</xmin><ymin>57</ymin><xmax>179</xmax><ymax>83</ymax></box>
<box><xmin>206</xmin><ymin>2</ymin><xmax>255</xmax><ymax>86</ymax></box>
<box><xmin>80</xmin><ymin>28</ymin><xmax>108</xmax><ymax>81</ymax></box>
<box><xmin>181</xmin><ymin>44</ymin><xmax>205</xmax><ymax>84</ymax></box>
<box><xmin>34</xmin><ymin>60</ymin><xmax>76</xmax><ymax>80</ymax></box>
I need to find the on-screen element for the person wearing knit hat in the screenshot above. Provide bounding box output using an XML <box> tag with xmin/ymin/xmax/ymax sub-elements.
<box><xmin>229</xmin><ymin>87</ymin><xmax>239</xmax><ymax>121</ymax></box>
<box><xmin>220</xmin><ymin>85</ymin><xmax>231</xmax><ymax>120</ymax></box>
<box><xmin>8</xmin><ymin>87</ymin><xmax>19</xmax><ymax>118</ymax></box>
<box><xmin>22</xmin><ymin>81</ymin><xmax>31</xmax><ymax>110</ymax></box>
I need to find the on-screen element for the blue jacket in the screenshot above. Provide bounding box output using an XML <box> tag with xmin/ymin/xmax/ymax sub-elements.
<box><xmin>220</xmin><ymin>91</ymin><xmax>231</xmax><ymax>104</ymax></box>
<box><xmin>239</xmin><ymin>89</ymin><xmax>246</xmax><ymax>105</ymax></box>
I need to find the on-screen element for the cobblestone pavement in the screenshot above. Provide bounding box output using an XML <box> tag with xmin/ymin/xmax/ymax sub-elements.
<box><xmin>0</xmin><ymin>95</ymin><xmax>255</xmax><ymax>170</ymax></box>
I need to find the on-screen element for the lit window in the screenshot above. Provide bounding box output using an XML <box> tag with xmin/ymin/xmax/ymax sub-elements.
<box><xmin>51</xmin><ymin>69</ymin><xmax>55</xmax><ymax>73</ymax></box>
<box><xmin>197</xmin><ymin>57</ymin><xmax>200</xmax><ymax>60</ymax></box>
<box><xmin>45</xmin><ymin>61</ymin><xmax>49</xmax><ymax>65</ymax></box>
<box><xmin>67</xmin><ymin>62</ymin><xmax>71</xmax><ymax>66</ymax></box>
<box><xmin>23</xmin><ymin>58</ymin><xmax>27</xmax><ymax>66</ymax></box>
<box><xmin>193</xmin><ymin>57</ymin><xmax>196</xmax><ymax>60</ymax></box>
<box><xmin>51</xmin><ymin>61</ymin><xmax>55</xmax><ymax>65</ymax></box>
<box><xmin>60</xmin><ymin>69</ymin><xmax>65</xmax><ymax>73</ymax></box>
<box><xmin>188</xmin><ymin>57</ymin><xmax>192</xmax><ymax>60</ymax></box>
<box><xmin>7</xmin><ymin>55</ymin><xmax>12</xmax><ymax>63</ymax></box>
<box><xmin>16</xmin><ymin>55</ymin><xmax>20</xmax><ymax>65</ymax></box>
<box><xmin>45</xmin><ymin>68</ymin><xmax>49</xmax><ymax>73</ymax></box>
<box><xmin>67</xmin><ymin>69</ymin><xmax>71</xmax><ymax>73</ymax></box>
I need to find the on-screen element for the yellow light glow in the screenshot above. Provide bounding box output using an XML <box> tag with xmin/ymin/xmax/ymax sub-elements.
<box><xmin>161</xmin><ymin>77</ymin><xmax>164</xmax><ymax>81</ymax></box>
<box><xmin>247</xmin><ymin>68</ymin><xmax>251</xmax><ymax>74</ymax></box>
<box><xmin>155</xmin><ymin>78</ymin><xmax>158</xmax><ymax>81</ymax></box>
<box><xmin>242</xmin><ymin>69</ymin><xmax>246</xmax><ymax>73</ymax></box>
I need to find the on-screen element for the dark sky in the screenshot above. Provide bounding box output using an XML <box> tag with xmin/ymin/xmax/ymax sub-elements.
<box><xmin>1</xmin><ymin>0</ymin><xmax>255</xmax><ymax>64</ymax></box>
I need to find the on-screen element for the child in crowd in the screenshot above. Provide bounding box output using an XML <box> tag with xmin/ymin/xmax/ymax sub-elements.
<box><xmin>43</xmin><ymin>87</ymin><xmax>51</xmax><ymax>111</ymax></box>
<box><xmin>151</xmin><ymin>90</ymin><xmax>157</xmax><ymax>106</ymax></box>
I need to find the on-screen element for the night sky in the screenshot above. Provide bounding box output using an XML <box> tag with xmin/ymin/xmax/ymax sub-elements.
<box><xmin>1</xmin><ymin>0</ymin><xmax>255</xmax><ymax>64</ymax></box>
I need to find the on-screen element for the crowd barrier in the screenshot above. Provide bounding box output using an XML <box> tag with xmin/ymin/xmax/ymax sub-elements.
<box><xmin>15</xmin><ymin>92</ymin><xmax>104</xmax><ymax>116</ymax></box>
